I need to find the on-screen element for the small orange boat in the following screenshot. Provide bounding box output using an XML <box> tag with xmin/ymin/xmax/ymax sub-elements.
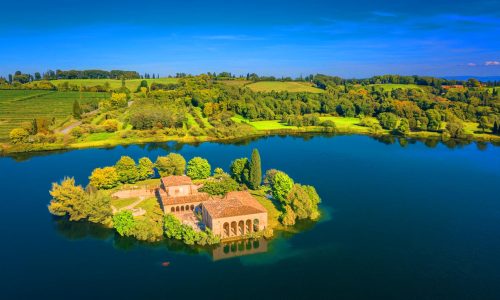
<box><xmin>161</xmin><ymin>262</ymin><xmax>170</xmax><ymax>267</ymax></box>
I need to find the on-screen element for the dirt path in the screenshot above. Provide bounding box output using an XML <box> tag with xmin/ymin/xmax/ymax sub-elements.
<box><xmin>55</xmin><ymin>108</ymin><xmax>99</xmax><ymax>134</ymax></box>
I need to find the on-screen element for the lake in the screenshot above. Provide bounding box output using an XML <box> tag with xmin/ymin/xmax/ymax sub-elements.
<box><xmin>1</xmin><ymin>135</ymin><xmax>499</xmax><ymax>299</ymax></box>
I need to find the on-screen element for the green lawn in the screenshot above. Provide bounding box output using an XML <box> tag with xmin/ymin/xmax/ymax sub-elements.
<box><xmin>246</xmin><ymin>81</ymin><xmax>324</xmax><ymax>93</ymax></box>
<box><xmin>0</xmin><ymin>90</ymin><xmax>108</xmax><ymax>141</ymax></box>
<box><xmin>50</xmin><ymin>78</ymin><xmax>178</xmax><ymax>90</ymax></box>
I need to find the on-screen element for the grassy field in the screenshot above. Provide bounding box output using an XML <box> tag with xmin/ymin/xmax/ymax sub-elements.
<box><xmin>232</xmin><ymin>115</ymin><xmax>372</xmax><ymax>133</ymax></box>
<box><xmin>246</xmin><ymin>81</ymin><xmax>324</xmax><ymax>93</ymax></box>
<box><xmin>0</xmin><ymin>90</ymin><xmax>108</xmax><ymax>141</ymax></box>
<box><xmin>368</xmin><ymin>84</ymin><xmax>423</xmax><ymax>91</ymax></box>
<box><xmin>50</xmin><ymin>78</ymin><xmax>178</xmax><ymax>90</ymax></box>
<box><xmin>218</xmin><ymin>80</ymin><xmax>252</xmax><ymax>87</ymax></box>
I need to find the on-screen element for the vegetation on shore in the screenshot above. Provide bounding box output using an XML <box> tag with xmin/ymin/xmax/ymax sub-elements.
<box><xmin>47</xmin><ymin>149</ymin><xmax>322</xmax><ymax>245</ymax></box>
<box><xmin>2</xmin><ymin>72</ymin><xmax>500</xmax><ymax>155</ymax></box>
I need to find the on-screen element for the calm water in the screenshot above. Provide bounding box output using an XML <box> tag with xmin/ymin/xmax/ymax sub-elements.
<box><xmin>1</xmin><ymin>135</ymin><xmax>499</xmax><ymax>299</ymax></box>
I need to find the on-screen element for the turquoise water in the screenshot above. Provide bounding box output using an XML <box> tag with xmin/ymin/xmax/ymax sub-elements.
<box><xmin>1</xmin><ymin>135</ymin><xmax>499</xmax><ymax>299</ymax></box>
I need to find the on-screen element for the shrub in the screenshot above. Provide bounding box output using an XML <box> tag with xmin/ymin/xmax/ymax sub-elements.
<box><xmin>101</xmin><ymin>119</ymin><xmax>120</xmax><ymax>132</ymax></box>
<box><xmin>113</xmin><ymin>211</ymin><xmax>135</xmax><ymax>236</ymax></box>
<box><xmin>9</xmin><ymin>128</ymin><xmax>30</xmax><ymax>144</ymax></box>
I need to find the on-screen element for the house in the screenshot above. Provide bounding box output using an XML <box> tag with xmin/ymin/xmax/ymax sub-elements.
<box><xmin>157</xmin><ymin>175</ymin><xmax>210</xmax><ymax>213</ymax></box>
<box><xmin>201</xmin><ymin>191</ymin><xmax>268</xmax><ymax>238</ymax></box>
<box><xmin>157</xmin><ymin>176</ymin><xmax>268</xmax><ymax>239</ymax></box>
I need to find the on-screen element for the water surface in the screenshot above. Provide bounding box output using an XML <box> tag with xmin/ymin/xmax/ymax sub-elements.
<box><xmin>1</xmin><ymin>135</ymin><xmax>499</xmax><ymax>299</ymax></box>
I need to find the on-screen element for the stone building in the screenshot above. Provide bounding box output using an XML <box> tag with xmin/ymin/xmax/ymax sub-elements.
<box><xmin>157</xmin><ymin>176</ymin><xmax>268</xmax><ymax>239</ymax></box>
<box><xmin>157</xmin><ymin>175</ymin><xmax>209</xmax><ymax>213</ymax></box>
<box><xmin>201</xmin><ymin>191</ymin><xmax>268</xmax><ymax>239</ymax></box>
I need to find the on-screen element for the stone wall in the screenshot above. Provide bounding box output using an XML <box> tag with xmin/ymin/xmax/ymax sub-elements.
<box><xmin>112</xmin><ymin>188</ymin><xmax>157</xmax><ymax>199</ymax></box>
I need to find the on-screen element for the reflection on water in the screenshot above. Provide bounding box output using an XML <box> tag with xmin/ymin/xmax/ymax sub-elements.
<box><xmin>5</xmin><ymin>133</ymin><xmax>497</xmax><ymax>162</ymax></box>
<box><xmin>211</xmin><ymin>239</ymin><xmax>268</xmax><ymax>261</ymax></box>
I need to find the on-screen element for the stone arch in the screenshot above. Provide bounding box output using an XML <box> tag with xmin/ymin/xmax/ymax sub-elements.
<box><xmin>238</xmin><ymin>241</ymin><xmax>244</xmax><ymax>251</ymax></box>
<box><xmin>246</xmin><ymin>240</ymin><xmax>252</xmax><ymax>250</ymax></box>
<box><xmin>230</xmin><ymin>221</ymin><xmax>237</xmax><ymax>236</ymax></box>
<box><xmin>223</xmin><ymin>222</ymin><xmax>229</xmax><ymax>238</ymax></box>
<box><xmin>190</xmin><ymin>205</ymin><xmax>194</xmax><ymax>211</ymax></box>
<box><xmin>175</xmin><ymin>206</ymin><xmax>179</xmax><ymax>212</ymax></box>
<box><xmin>185</xmin><ymin>205</ymin><xmax>189</xmax><ymax>211</ymax></box>
<box><xmin>181</xmin><ymin>206</ymin><xmax>185</xmax><ymax>212</ymax></box>
<box><xmin>170</xmin><ymin>207</ymin><xmax>175</xmax><ymax>213</ymax></box>
<box><xmin>253</xmin><ymin>218</ymin><xmax>260</xmax><ymax>232</ymax></box>
<box><xmin>253</xmin><ymin>240</ymin><xmax>260</xmax><ymax>249</ymax></box>
<box><xmin>238</xmin><ymin>220</ymin><xmax>245</xmax><ymax>236</ymax></box>
<box><xmin>246</xmin><ymin>219</ymin><xmax>252</xmax><ymax>233</ymax></box>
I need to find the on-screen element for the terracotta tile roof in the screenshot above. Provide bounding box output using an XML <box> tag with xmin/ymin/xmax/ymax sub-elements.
<box><xmin>202</xmin><ymin>191</ymin><xmax>267</xmax><ymax>219</ymax></box>
<box><xmin>159</xmin><ymin>191</ymin><xmax>210</xmax><ymax>206</ymax></box>
<box><xmin>161</xmin><ymin>175</ymin><xmax>193</xmax><ymax>187</ymax></box>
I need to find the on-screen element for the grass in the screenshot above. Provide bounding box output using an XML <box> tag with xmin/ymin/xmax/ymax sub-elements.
<box><xmin>49</xmin><ymin>78</ymin><xmax>178</xmax><ymax>90</ymax></box>
<box><xmin>232</xmin><ymin>115</ymin><xmax>372</xmax><ymax>133</ymax></box>
<box><xmin>0</xmin><ymin>90</ymin><xmax>108</xmax><ymax>141</ymax></box>
<box><xmin>246</xmin><ymin>81</ymin><xmax>324</xmax><ymax>93</ymax></box>
<box><xmin>218</xmin><ymin>80</ymin><xmax>251</xmax><ymax>87</ymax></box>
<box><xmin>250</xmin><ymin>189</ymin><xmax>299</xmax><ymax>233</ymax></box>
<box><xmin>111</xmin><ymin>197</ymin><xmax>140</xmax><ymax>210</ymax></box>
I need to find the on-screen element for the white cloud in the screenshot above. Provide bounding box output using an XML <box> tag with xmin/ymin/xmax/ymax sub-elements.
<box><xmin>485</xmin><ymin>61</ymin><xmax>500</xmax><ymax>66</ymax></box>
<box><xmin>467</xmin><ymin>63</ymin><xmax>477</xmax><ymax>66</ymax></box>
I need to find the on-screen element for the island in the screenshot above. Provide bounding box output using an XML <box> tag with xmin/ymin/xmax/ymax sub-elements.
<box><xmin>48</xmin><ymin>149</ymin><xmax>321</xmax><ymax>245</ymax></box>
<box><xmin>1</xmin><ymin>72</ymin><xmax>500</xmax><ymax>157</ymax></box>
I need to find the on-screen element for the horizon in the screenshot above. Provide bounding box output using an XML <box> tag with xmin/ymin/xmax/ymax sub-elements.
<box><xmin>1</xmin><ymin>0</ymin><xmax>499</xmax><ymax>78</ymax></box>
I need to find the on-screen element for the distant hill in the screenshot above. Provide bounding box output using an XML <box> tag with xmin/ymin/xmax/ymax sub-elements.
<box><xmin>442</xmin><ymin>76</ymin><xmax>500</xmax><ymax>82</ymax></box>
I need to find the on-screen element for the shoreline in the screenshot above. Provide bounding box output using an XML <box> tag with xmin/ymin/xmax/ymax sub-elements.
<box><xmin>1</xmin><ymin>127</ymin><xmax>500</xmax><ymax>156</ymax></box>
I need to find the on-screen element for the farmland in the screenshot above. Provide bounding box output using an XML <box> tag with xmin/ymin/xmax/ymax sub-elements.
<box><xmin>0</xmin><ymin>90</ymin><xmax>108</xmax><ymax>141</ymax></box>
<box><xmin>246</xmin><ymin>81</ymin><xmax>324</xmax><ymax>93</ymax></box>
<box><xmin>50</xmin><ymin>78</ymin><xmax>178</xmax><ymax>90</ymax></box>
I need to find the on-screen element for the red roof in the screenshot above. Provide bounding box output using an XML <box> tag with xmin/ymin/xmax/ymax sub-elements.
<box><xmin>161</xmin><ymin>175</ymin><xmax>193</xmax><ymax>187</ymax></box>
<box><xmin>202</xmin><ymin>191</ymin><xmax>267</xmax><ymax>219</ymax></box>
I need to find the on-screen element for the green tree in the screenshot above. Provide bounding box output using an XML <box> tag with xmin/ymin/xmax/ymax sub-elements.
<box><xmin>478</xmin><ymin>116</ymin><xmax>489</xmax><ymax>133</ymax></box>
<box><xmin>397</xmin><ymin>118</ymin><xmax>410</xmax><ymax>135</ymax></box>
<box><xmin>115</xmin><ymin>156</ymin><xmax>138</xmax><ymax>183</ymax></box>
<box><xmin>280</xmin><ymin>205</ymin><xmax>296</xmax><ymax>226</ymax></box>
<box><xmin>48</xmin><ymin>177</ymin><xmax>88</xmax><ymax>221</ymax></box>
<box><xmin>155</xmin><ymin>153</ymin><xmax>186</xmax><ymax>177</ymax></box>
<box><xmin>137</xmin><ymin>157</ymin><xmax>155</xmax><ymax>180</ymax></box>
<box><xmin>85</xmin><ymin>190</ymin><xmax>113</xmax><ymax>225</ymax></box>
<box><xmin>186</xmin><ymin>157</ymin><xmax>211</xmax><ymax>179</ymax></box>
<box><xmin>73</xmin><ymin>99</ymin><xmax>82</xmax><ymax>119</ymax></box>
<box><xmin>89</xmin><ymin>166</ymin><xmax>120</xmax><ymax>189</ymax></box>
<box><xmin>9</xmin><ymin>128</ymin><xmax>30</xmax><ymax>144</ymax></box>
<box><xmin>230</xmin><ymin>157</ymin><xmax>249</xmax><ymax>183</ymax></box>
<box><xmin>199</xmin><ymin>170</ymin><xmax>239</xmax><ymax>195</ymax></box>
<box><xmin>113</xmin><ymin>211</ymin><xmax>135</xmax><ymax>236</ymax></box>
<box><xmin>446</xmin><ymin>121</ymin><xmax>465</xmax><ymax>138</ymax></box>
<box><xmin>287</xmin><ymin>184</ymin><xmax>321</xmax><ymax>220</ymax></box>
<box><xmin>426</xmin><ymin>109</ymin><xmax>442</xmax><ymax>131</ymax></box>
<box><xmin>377</xmin><ymin>112</ymin><xmax>398</xmax><ymax>130</ymax></box>
<box><xmin>248</xmin><ymin>149</ymin><xmax>262</xmax><ymax>189</ymax></box>
<box><xmin>270</xmin><ymin>171</ymin><xmax>294</xmax><ymax>203</ymax></box>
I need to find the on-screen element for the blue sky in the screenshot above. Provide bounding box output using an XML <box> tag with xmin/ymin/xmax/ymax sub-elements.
<box><xmin>1</xmin><ymin>0</ymin><xmax>499</xmax><ymax>78</ymax></box>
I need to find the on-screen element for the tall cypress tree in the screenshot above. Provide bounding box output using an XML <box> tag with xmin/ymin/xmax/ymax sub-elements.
<box><xmin>73</xmin><ymin>99</ymin><xmax>82</xmax><ymax>119</ymax></box>
<box><xmin>249</xmin><ymin>148</ymin><xmax>262</xmax><ymax>189</ymax></box>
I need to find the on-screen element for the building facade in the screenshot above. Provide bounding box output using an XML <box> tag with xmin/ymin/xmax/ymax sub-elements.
<box><xmin>157</xmin><ymin>176</ymin><xmax>268</xmax><ymax>239</ymax></box>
